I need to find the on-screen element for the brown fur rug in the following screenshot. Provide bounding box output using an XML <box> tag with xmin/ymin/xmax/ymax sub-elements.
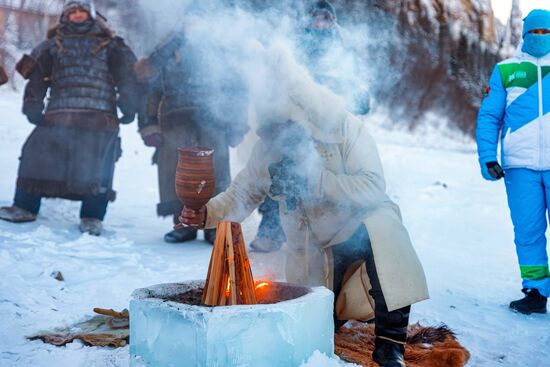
<box><xmin>335</xmin><ymin>322</ymin><xmax>470</xmax><ymax>367</ymax></box>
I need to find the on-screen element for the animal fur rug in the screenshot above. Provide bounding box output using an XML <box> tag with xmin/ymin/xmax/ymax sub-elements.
<box><xmin>335</xmin><ymin>322</ymin><xmax>470</xmax><ymax>367</ymax></box>
<box><xmin>27</xmin><ymin>309</ymin><xmax>129</xmax><ymax>348</ymax></box>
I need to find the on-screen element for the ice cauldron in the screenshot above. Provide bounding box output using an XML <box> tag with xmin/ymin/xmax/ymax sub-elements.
<box><xmin>130</xmin><ymin>281</ymin><xmax>334</xmax><ymax>367</ymax></box>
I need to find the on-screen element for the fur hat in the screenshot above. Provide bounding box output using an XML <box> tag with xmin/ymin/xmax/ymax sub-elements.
<box><xmin>62</xmin><ymin>0</ymin><xmax>96</xmax><ymax>20</ymax></box>
<box><xmin>309</xmin><ymin>1</ymin><xmax>337</xmax><ymax>21</ymax></box>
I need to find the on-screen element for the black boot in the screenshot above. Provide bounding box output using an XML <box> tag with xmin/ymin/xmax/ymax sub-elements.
<box><xmin>373</xmin><ymin>306</ymin><xmax>410</xmax><ymax>367</ymax></box>
<box><xmin>204</xmin><ymin>229</ymin><xmax>216</xmax><ymax>245</ymax></box>
<box><xmin>372</xmin><ymin>337</ymin><xmax>406</xmax><ymax>367</ymax></box>
<box><xmin>509</xmin><ymin>288</ymin><xmax>547</xmax><ymax>315</ymax></box>
<box><xmin>164</xmin><ymin>227</ymin><xmax>197</xmax><ymax>243</ymax></box>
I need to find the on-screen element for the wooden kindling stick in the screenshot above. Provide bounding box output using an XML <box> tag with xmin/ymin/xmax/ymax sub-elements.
<box><xmin>201</xmin><ymin>221</ymin><xmax>257</xmax><ymax>306</ymax></box>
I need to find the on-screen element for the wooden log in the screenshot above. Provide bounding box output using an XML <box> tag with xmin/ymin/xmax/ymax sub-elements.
<box><xmin>201</xmin><ymin>221</ymin><xmax>258</xmax><ymax>306</ymax></box>
<box><xmin>201</xmin><ymin>242</ymin><xmax>216</xmax><ymax>304</ymax></box>
<box><xmin>218</xmin><ymin>259</ymin><xmax>228</xmax><ymax>306</ymax></box>
<box><xmin>238</xmin><ymin>226</ymin><xmax>257</xmax><ymax>304</ymax></box>
<box><xmin>235</xmin><ymin>232</ymin><xmax>251</xmax><ymax>304</ymax></box>
<box><xmin>93</xmin><ymin>308</ymin><xmax>129</xmax><ymax>319</ymax></box>
<box><xmin>233</xmin><ymin>229</ymin><xmax>245</xmax><ymax>304</ymax></box>
<box><xmin>203</xmin><ymin>222</ymin><xmax>226</xmax><ymax>305</ymax></box>
<box><xmin>225</xmin><ymin>222</ymin><xmax>237</xmax><ymax>305</ymax></box>
<box><xmin>234</xmin><ymin>225</ymin><xmax>256</xmax><ymax>304</ymax></box>
<box><xmin>210</xmin><ymin>223</ymin><xmax>227</xmax><ymax>305</ymax></box>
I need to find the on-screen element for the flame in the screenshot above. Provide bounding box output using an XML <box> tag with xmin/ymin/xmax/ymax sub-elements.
<box><xmin>225</xmin><ymin>278</ymin><xmax>231</xmax><ymax>296</ymax></box>
<box><xmin>255</xmin><ymin>282</ymin><xmax>269</xmax><ymax>290</ymax></box>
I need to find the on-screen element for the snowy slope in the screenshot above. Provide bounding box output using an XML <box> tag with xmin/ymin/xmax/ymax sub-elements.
<box><xmin>0</xmin><ymin>90</ymin><xmax>549</xmax><ymax>366</ymax></box>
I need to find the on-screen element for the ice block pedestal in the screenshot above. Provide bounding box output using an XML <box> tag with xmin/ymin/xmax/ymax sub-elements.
<box><xmin>130</xmin><ymin>281</ymin><xmax>334</xmax><ymax>367</ymax></box>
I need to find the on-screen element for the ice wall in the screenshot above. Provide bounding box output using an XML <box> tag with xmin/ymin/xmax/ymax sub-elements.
<box><xmin>130</xmin><ymin>281</ymin><xmax>334</xmax><ymax>367</ymax></box>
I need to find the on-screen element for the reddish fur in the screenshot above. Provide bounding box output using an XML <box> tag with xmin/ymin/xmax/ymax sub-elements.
<box><xmin>335</xmin><ymin>322</ymin><xmax>470</xmax><ymax>367</ymax></box>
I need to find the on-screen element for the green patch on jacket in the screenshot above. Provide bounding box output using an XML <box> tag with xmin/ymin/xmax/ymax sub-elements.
<box><xmin>520</xmin><ymin>265</ymin><xmax>550</xmax><ymax>280</ymax></box>
<box><xmin>498</xmin><ymin>62</ymin><xmax>550</xmax><ymax>89</ymax></box>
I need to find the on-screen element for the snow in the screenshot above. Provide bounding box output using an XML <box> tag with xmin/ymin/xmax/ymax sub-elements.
<box><xmin>0</xmin><ymin>88</ymin><xmax>549</xmax><ymax>366</ymax></box>
<box><xmin>300</xmin><ymin>351</ymin><xmax>355</xmax><ymax>367</ymax></box>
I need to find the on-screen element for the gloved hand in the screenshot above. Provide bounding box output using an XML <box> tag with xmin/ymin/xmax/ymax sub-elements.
<box><xmin>118</xmin><ymin>113</ymin><xmax>135</xmax><ymax>125</ymax></box>
<box><xmin>268</xmin><ymin>156</ymin><xmax>308</xmax><ymax>211</ymax></box>
<box><xmin>143</xmin><ymin>132</ymin><xmax>164</xmax><ymax>147</ymax></box>
<box><xmin>140</xmin><ymin>124</ymin><xmax>163</xmax><ymax>148</ymax></box>
<box><xmin>480</xmin><ymin>159</ymin><xmax>505</xmax><ymax>181</ymax></box>
<box><xmin>117</xmin><ymin>98</ymin><xmax>137</xmax><ymax>125</ymax></box>
<box><xmin>23</xmin><ymin>103</ymin><xmax>44</xmax><ymax>125</ymax></box>
<box><xmin>178</xmin><ymin>205</ymin><xmax>207</xmax><ymax>229</ymax></box>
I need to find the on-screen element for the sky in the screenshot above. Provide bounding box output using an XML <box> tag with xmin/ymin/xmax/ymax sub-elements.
<box><xmin>492</xmin><ymin>0</ymin><xmax>549</xmax><ymax>23</ymax></box>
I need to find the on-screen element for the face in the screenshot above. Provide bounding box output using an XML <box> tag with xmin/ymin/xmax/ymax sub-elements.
<box><xmin>529</xmin><ymin>29</ymin><xmax>550</xmax><ymax>35</ymax></box>
<box><xmin>67</xmin><ymin>8</ymin><xmax>90</xmax><ymax>23</ymax></box>
<box><xmin>311</xmin><ymin>10</ymin><xmax>333</xmax><ymax>31</ymax></box>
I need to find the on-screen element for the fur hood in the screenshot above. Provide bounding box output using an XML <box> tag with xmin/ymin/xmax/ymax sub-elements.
<box><xmin>46</xmin><ymin>17</ymin><xmax>114</xmax><ymax>39</ymax></box>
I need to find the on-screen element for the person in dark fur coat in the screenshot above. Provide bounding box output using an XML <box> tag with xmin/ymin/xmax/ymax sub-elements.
<box><xmin>0</xmin><ymin>0</ymin><xmax>139</xmax><ymax>236</ymax></box>
<box><xmin>136</xmin><ymin>7</ymin><xmax>249</xmax><ymax>245</ymax></box>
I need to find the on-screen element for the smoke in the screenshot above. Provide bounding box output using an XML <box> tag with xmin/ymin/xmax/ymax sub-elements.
<box><xmin>135</xmin><ymin>0</ymin><xmax>374</xmax><ymax>137</ymax></box>
<box><xmin>135</xmin><ymin>0</ymin><xmax>379</xmax><ymax>264</ymax></box>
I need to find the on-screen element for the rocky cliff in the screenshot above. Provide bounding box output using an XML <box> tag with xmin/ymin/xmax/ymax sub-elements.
<box><xmin>99</xmin><ymin>0</ymin><xmax>521</xmax><ymax>136</ymax></box>
<box><xmin>337</xmin><ymin>0</ymin><xmax>520</xmax><ymax>134</ymax></box>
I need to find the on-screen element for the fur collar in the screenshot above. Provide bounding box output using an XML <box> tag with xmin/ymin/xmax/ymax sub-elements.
<box><xmin>47</xmin><ymin>18</ymin><xmax>114</xmax><ymax>39</ymax></box>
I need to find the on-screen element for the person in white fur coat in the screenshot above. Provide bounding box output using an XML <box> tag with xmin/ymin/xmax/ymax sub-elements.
<box><xmin>180</xmin><ymin>46</ymin><xmax>429</xmax><ymax>367</ymax></box>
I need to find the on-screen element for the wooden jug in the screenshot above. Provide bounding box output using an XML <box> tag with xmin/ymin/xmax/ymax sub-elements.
<box><xmin>175</xmin><ymin>147</ymin><xmax>216</xmax><ymax>212</ymax></box>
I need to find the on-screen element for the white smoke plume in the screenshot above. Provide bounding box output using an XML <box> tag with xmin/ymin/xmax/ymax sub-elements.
<box><xmin>135</xmin><ymin>0</ymin><xmax>372</xmax><ymax>140</ymax></box>
<box><xmin>132</xmin><ymin>0</ymin><xmax>380</xmax><ymax>280</ymax></box>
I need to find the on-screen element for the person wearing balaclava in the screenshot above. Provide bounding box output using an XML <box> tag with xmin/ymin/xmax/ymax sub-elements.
<box><xmin>135</xmin><ymin>2</ymin><xmax>249</xmax><ymax>245</ymax></box>
<box><xmin>179</xmin><ymin>45</ymin><xmax>428</xmax><ymax>367</ymax></box>
<box><xmin>250</xmin><ymin>0</ymin><xmax>371</xmax><ymax>253</ymax></box>
<box><xmin>477</xmin><ymin>9</ymin><xmax>550</xmax><ymax>315</ymax></box>
<box><xmin>299</xmin><ymin>0</ymin><xmax>371</xmax><ymax>116</ymax></box>
<box><xmin>0</xmin><ymin>0</ymin><xmax>139</xmax><ymax>236</ymax></box>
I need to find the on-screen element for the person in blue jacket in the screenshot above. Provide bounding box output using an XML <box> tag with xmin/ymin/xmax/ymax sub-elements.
<box><xmin>476</xmin><ymin>9</ymin><xmax>550</xmax><ymax>314</ymax></box>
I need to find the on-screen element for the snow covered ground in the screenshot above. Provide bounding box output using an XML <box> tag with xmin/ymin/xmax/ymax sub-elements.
<box><xmin>0</xmin><ymin>89</ymin><xmax>548</xmax><ymax>366</ymax></box>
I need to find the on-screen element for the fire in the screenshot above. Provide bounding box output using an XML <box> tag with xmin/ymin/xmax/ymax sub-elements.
<box><xmin>255</xmin><ymin>282</ymin><xmax>269</xmax><ymax>290</ymax></box>
<box><xmin>253</xmin><ymin>280</ymin><xmax>275</xmax><ymax>303</ymax></box>
<box><xmin>225</xmin><ymin>278</ymin><xmax>231</xmax><ymax>296</ymax></box>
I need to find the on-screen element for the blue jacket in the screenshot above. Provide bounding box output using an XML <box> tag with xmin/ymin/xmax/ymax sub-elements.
<box><xmin>477</xmin><ymin>47</ymin><xmax>550</xmax><ymax>170</ymax></box>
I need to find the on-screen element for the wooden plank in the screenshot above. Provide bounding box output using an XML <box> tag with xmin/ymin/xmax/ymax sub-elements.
<box><xmin>211</xmin><ymin>222</ymin><xmax>227</xmax><ymax>305</ymax></box>
<box><xmin>202</xmin><ymin>221</ymin><xmax>258</xmax><ymax>306</ymax></box>
<box><xmin>234</xmin><ymin>224</ymin><xmax>256</xmax><ymax>304</ymax></box>
<box><xmin>218</xmin><ymin>258</ymin><xmax>228</xmax><ymax>306</ymax></box>
<box><xmin>201</xmin><ymin>237</ymin><xmax>216</xmax><ymax>304</ymax></box>
<box><xmin>225</xmin><ymin>222</ymin><xmax>237</xmax><ymax>305</ymax></box>
<box><xmin>233</xmin><ymin>229</ymin><xmax>245</xmax><ymax>304</ymax></box>
<box><xmin>240</xmin><ymin>224</ymin><xmax>256</xmax><ymax>304</ymax></box>
<box><xmin>205</xmin><ymin>222</ymin><xmax>226</xmax><ymax>306</ymax></box>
